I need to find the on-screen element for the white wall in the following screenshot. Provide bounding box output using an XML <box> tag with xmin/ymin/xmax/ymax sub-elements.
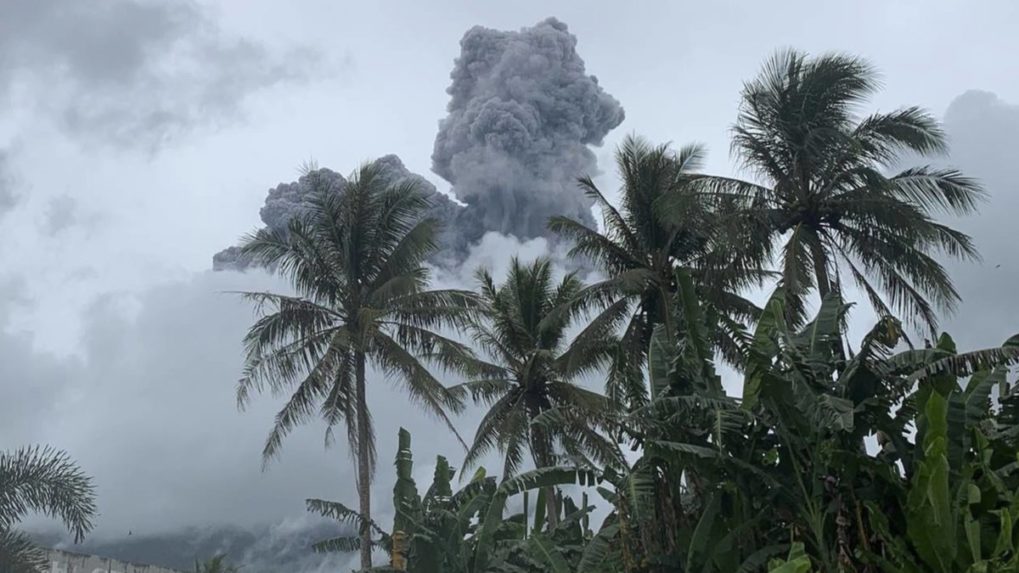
<box><xmin>44</xmin><ymin>550</ymin><xmax>184</xmax><ymax>573</ymax></box>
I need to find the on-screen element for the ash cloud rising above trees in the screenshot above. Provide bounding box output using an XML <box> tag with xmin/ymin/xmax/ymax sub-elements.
<box><xmin>214</xmin><ymin>17</ymin><xmax>623</xmax><ymax>270</ymax></box>
<box><xmin>213</xmin><ymin>156</ymin><xmax>465</xmax><ymax>270</ymax></box>
<box><xmin>432</xmin><ymin>17</ymin><xmax>625</xmax><ymax>242</ymax></box>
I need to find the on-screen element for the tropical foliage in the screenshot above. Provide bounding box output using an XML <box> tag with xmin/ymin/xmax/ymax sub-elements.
<box><xmin>311</xmin><ymin>285</ymin><xmax>1019</xmax><ymax>572</ymax></box>
<box><xmin>236</xmin><ymin>161</ymin><xmax>482</xmax><ymax>569</ymax></box>
<box><xmin>230</xmin><ymin>50</ymin><xmax>1015</xmax><ymax>573</ymax></box>
<box><xmin>308</xmin><ymin>427</ymin><xmax>598</xmax><ymax>572</ymax></box>
<box><xmin>574</xmin><ymin>282</ymin><xmax>1019</xmax><ymax>573</ymax></box>
<box><xmin>0</xmin><ymin>39</ymin><xmax>1004</xmax><ymax>573</ymax></box>
<box><xmin>548</xmin><ymin>135</ymin><xmax>765</xmax><ymax>407</ymax></box>
<box><xmin>703</xmin><ymin>49</ymin><xmax>983</xmax><ymax>332</ymax></box>
<box><xmin>454</xmin><ymin>256</ymin><xmax>622</xmax><ymax>525</ymax></box>
<box><xmin>0</xmin><ymin>446</ymin><xmax>96</xmax><ymax>573</ymax></box>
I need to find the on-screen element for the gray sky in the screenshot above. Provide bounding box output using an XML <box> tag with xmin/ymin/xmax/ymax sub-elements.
<box><xmin>2</xmin><ymin>0</ymin><xmax>1018</xmax><ymax>563</ymax></box>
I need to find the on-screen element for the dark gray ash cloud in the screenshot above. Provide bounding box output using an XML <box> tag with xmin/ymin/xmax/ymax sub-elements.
<box><xmin>214</xmin><ymin>18</ymin><xmax>624</xmax><ymax>271</ymax></box>
<box><xmin>432</xmin><ymin>17</ymin><xmax>625</xmax><ymax>242</ymax></box>
<box><xmin>0</xmin><ymin>0</ymin><xmax>322</xmax><ymax>150</ymax></box>
<box><xmin>213</xmin><ymin>165</ymin><xmax>347</xmax><ymax>271</ymax></box>
<box><xmin>213</xmin><ymin>156</ymin><xmax>466</xmax><ymax>271</ymax></box>
<box><xmin>372</xmin><ymin>154</ymin><xmax>471</xmax><ymax>264</ymax></box>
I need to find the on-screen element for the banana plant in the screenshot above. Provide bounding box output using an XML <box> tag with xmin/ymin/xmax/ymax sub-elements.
<box><xmin>767</xmin><ymin>543</ymin><xmax>812</xmax><ymax>573</ymax></box>
<box><xmin>304</xmin><ymin>285</ymin><xmax>1019</xmax><ymax>572</ymax></box>
<box><xmin>739</xmin><ymin>285</ymin><xmax>1019</xmax><ymax>571</ymax></box>
<box><xmin>573</xmin><ymin>269</ymin><xmax>775</xmax><ymax>573</ymax></box>
<box><xmin>308</xmin><ymin>428</ymin><xmax>597</xmax><ymax>572</ymax></box>
<box><xmin>860</xmin><ymin>339</ymin><xmax>1019</xmax><ymax>573</ymax></box>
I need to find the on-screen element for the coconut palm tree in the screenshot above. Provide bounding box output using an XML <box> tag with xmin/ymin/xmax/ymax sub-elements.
<box><xmin>454</xmin><ymin>257</ymin><xmax>623</xmax><ymax>527</ymax></box>
<box><xmin>549</xmin><ymin>136</ymin><xmax>765</xmax><ymax>407</ymax></box>
<box><xmin>0</xmin><ymin>446</ymin><xmax>96</xmax><ymax>573</ymax></box>
<box><xmin>706</xmin><ymin>49</ymin><xmax>983</xmax><ymax>332</ymax></box>
<box><xmin>236</xmin><ymin>161</ymin><xmax>480</xmax><ymax>569</ymax></box>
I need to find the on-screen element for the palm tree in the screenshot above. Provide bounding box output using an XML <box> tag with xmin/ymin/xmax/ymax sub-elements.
<box><xmin>549</xmin><ymin>136</ymin><xmax>764</xmax><ymax>407</ymax></box>
<box><xmin>708</xmin><ymin>49</ymin><xmax>983</xmax><ymax>332</ymax></box>
<box><xmin>0</xmin><ymin>446</ymin><xmax>96</xmax><ymax>573</ymax></box>
<box><xmin>236</xmin><ymin>161</ymin><xmax>480</xmax><ymax>569</ymax></box>
<box><xmin>454</xmin><ymin>257</ymin><xmax>623</xmax><ymax>527</ymax></box>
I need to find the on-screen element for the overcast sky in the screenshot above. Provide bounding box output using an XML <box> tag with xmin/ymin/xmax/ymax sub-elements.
<box><xmin>2</xmin><ymin>0</ymin><xmax>1018</xmax><ymax>561</ymax></box>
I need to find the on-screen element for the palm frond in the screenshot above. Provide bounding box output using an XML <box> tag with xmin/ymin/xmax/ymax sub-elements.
<box><xmin>0</xmin><ymin>446</ymin><xmax>96</xmax><ymax>541</ymax></box>
<box><xmin>548</xmin><ymin>216</ymin><xmax>643</xmax><ymax>274</ymax></box>
<box><xmin>371</xmin><ymin>332</ymin><xmax>468</xmax><ymax>450</ymax></box>
<box><xmin>306</xmin><ymin>498</ymin><xmax>389</xmax><ymax>539</ymax></box>
<box><xmin>0</xmin><ymin>530</ymin><xmax>46</xmax><ymax>573</ymax></box>
<box><xmin>461</xmin><ymin>391</ymin><xmax>523</xmax><ymax>474</ymax></box>
<box><xmin>908</xmin><ymin>337</ymin><xmax>1019</xmax><ymax>381</ymax></box>
<box><xmin>886</xmin><ymin>166</ymin><xmax>984</xmax><ymax>215</ymax></box>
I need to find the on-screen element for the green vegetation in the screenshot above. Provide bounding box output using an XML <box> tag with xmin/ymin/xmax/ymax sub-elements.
<box><xmin>455</xmin><ymin>257</ymin><xmax>620</xmax><ymax>527</ymax></box>
<box><xmin>458</xmin><ymin>258</ymin><xmax>615</xmax><ymax>477</ymax></box>
<box><xmin>236</xmin><ymin>162</ymin><xmax>482</xmax><ymax>570</ymax></box>
<box><xmin>232</xmin><ymin>51</ymin><xmax>1017</xmax><ymax>571</ymax></box>
<box><xmin>548</xmin><ymin>135</ymin><xmax>764</xmax><ymax>405</ymax></box>
<box><xmin>707</xmin><ymin>50</ymin><xmax>983</xmax><ymax>332</ymax></box>
<box><xmin>308</xmin><ymin>426</ymin><xmax>598</xmax><ymax>573</ymax></box>
<box><xmin>194</xmin><ymin>555</ymin><xmax>241</xmax><ymax>573</ymax></box>
<box><xmin>310</xmin><ymin>290</ymin><xmax>1019</xmax><ymax>572</ymax></box>
<box><xmin>0</xmin><ymin>446</ymin><xmax>96</xmax><ymax>573</ymax></box>
<box><xmin>0</xmin><ymin>40</ymin><xmax>1007</xmax><ymax>573</ymax></box>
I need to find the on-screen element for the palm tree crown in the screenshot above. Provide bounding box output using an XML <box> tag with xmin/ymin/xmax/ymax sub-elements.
<box><xmin>236</xmin><ymin>161</ymin><xmax>480</xmax><ymax>569</ymax></box>
<box><xmin>455</xmin><ymin>257</ymin><xmax>621</xmax><ymax>481</ymax></box>
<box><xmin>0</xmin><ymin>446</ymin><xmax>96</xmax><ymax>573</ymax></box>
<box><xmin>717</xmin><ymin>49</ymin><xmax>983</xmax><ymax>332</ymax></box>
<box><xmin>549</xmin><ymin>135</ymin><xmax>763</xmax><ymax>406</ymax></box>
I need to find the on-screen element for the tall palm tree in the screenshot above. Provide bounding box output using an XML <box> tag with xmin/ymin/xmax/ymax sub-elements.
<box><xmin>708</xmin><ymin>50</ymin><xmax>983</xmax><ymax>332</ymax></box>
<box><xmin>236</xmin><ymin>161</ymin><xmax>480</xmax><ymax>569</ymax></box>
<box><xmin>454</xmin><ymin>257</ymin><xmax>623</xmax><ymax>527</ymax></box>
<box><xmin>549</xmin><ymin>136</ymin><xmax>765</xmax><ymax>407</ymax></box>
<box><xmin>0</xmin><ymin>446</ymin><xmax>96</xmax><ymax>573</ymax></box>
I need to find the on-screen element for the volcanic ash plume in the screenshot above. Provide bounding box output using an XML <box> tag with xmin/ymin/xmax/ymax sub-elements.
<box><xmin>431</xmin><ymin>17</ymin><xmax>625</xmax><ymax>242</ymax></box>
<box><xmin>212</xmin><ymin>156</ymin><xmax>463</xmax><ymax>271</ymax></box>
<box><xmin>214</xmin><ymin>18</ymin><xmax>623</xmax><ymax>272</ymax></box>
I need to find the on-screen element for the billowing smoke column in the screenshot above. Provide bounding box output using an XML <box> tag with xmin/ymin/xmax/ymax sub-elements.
<box><xmin>432</xmin><ymin>17</ymin><xmax>624</xmax><ymax>241</ymax></box>
<box><xmin>212</xmin><ymin>156</ymin><xmax>463</xmax><ymax>271</ymax></box>
<box><xmin>213</xmin><ymin>167</ymin><xmax>345</xmax><ymax>271</ymax></box>
<box><xmin>214</xmin><ymin>17</ymin><xmax>623</xmax><ymax>271</ymax></box>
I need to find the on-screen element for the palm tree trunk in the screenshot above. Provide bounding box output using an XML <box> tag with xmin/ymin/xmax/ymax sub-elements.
<box><xmin>529</xmin><ymin>425</ymin><xmax>559</xmax><ymax>530</ymax></box>
<box><xmin>543</xmin><ymin>485</ymin><xmax>559</xmax><ymax>529</ymax></box>
<box><xmin>808</xmin><ymin>237</ymin><xmax>832</xmax><ymax>299</ymax></box>
<box><xmin>658</xmin><ymin>283</ymin><xmax>676</xmax><ymax>343</ymax></box>
<box><xmin>533</xmin><ymin>453</ymin><xmax>559</xmax><ymax>529</ymax></box>
<box><xmin>355</xmin><ymin>351</ymin><xmax>372</xmax><ymax>570</ymax></box>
